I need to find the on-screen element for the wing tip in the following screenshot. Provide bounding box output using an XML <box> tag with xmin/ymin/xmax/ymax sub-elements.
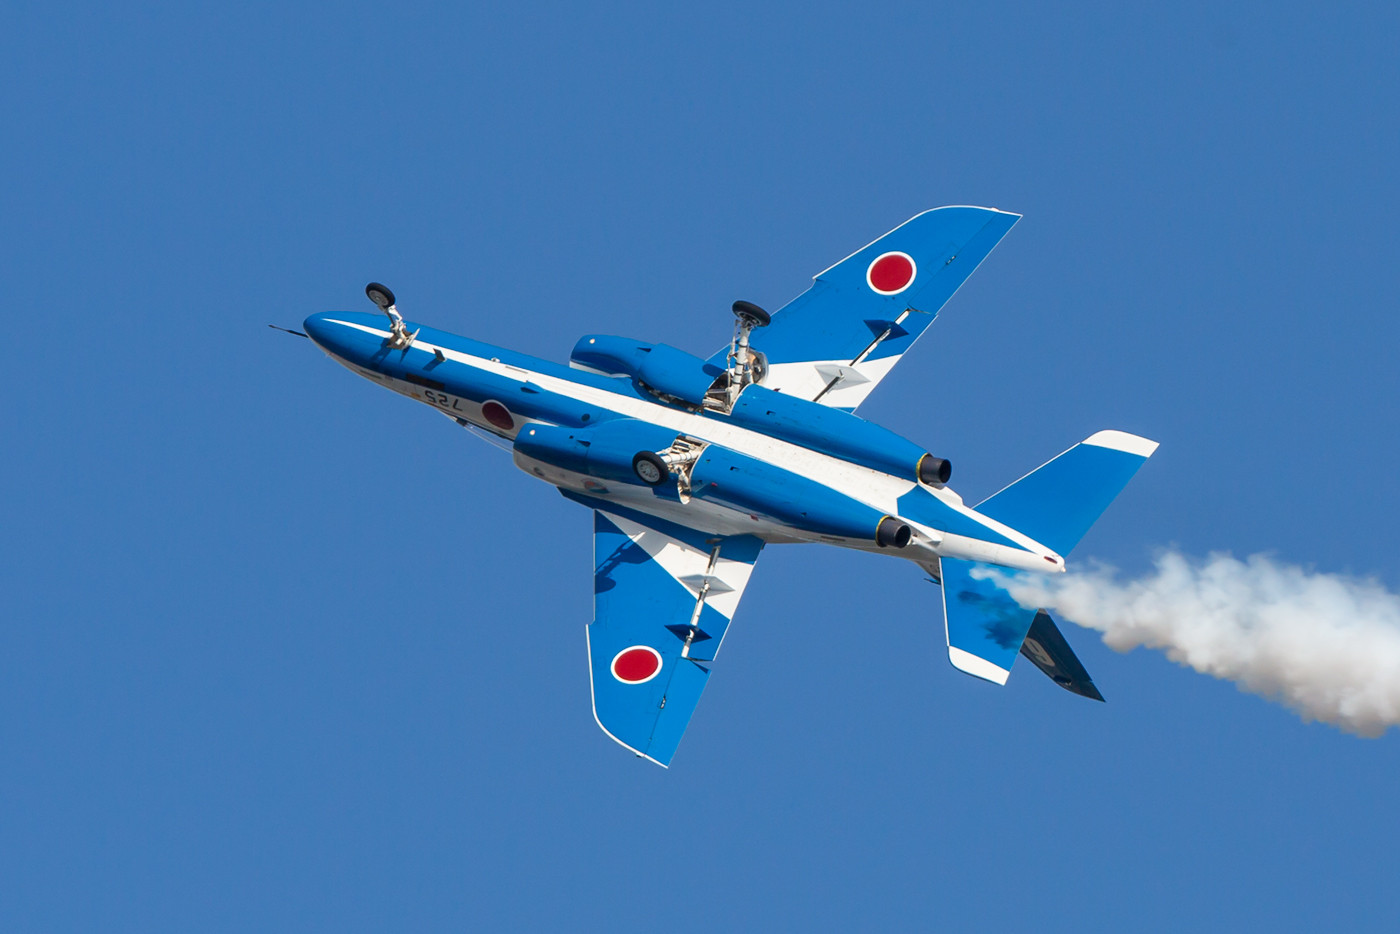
<box><xmin>906</xmin><ymin>205</ymin><xmax>1023</xmax><ymax>226</ymax></box>
<box><xmin>916</xmin><ymin>204</ymin><xmax>1023</xmax><ymax>216</ymax></box>
<box><xmin>590</xmin><ymin>704</ymin><xmax>672</xmax><ymax>768</ymax></box>
<box><xmin>584</xmin><ymin>627</ymin><xmax>672</xmax><ymax>768</ymax></box>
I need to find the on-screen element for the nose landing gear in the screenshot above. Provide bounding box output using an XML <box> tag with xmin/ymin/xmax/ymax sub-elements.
<box><xmin>366</xmin><ymin>282</ymin><xmax>418</xmax><ymax>350</ymax></box>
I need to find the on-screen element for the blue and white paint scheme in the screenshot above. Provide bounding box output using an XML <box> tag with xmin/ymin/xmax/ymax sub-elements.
<box><xmin>298</xmin><ymin>207</ymin><xmax>1157</xmax><ymax>767</ymax></box>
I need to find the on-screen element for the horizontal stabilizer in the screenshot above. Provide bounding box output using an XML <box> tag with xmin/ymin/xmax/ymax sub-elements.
<box><xmin>976</xmin><ymin>430</ymin><xmax>1158</xmax><ymax>558</ymax></box>
<box><xmin>941</xmin><ymin>557</ymin><xmax>1038</xmax><ymax>685</ymax></box>
<box><xmin>1019</xmin><ymin>610</ymin><xmax>1104</xmax><ymax>701</ymax></box>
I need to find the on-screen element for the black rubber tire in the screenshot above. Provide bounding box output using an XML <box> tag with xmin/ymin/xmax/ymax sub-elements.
<box><xmin>366</xmin><ymin>282</ymin><xmax>396</xmax><ymax>309</ymax></box>
<box><xmin>632</xmin><ymin>451</ymin><xmax>669</xmax><ymax>486</ymax></box>
<box><xmin>732</xmin><ymin>300</ymin><xmax>771</xmax><ymax>328</ymax></box>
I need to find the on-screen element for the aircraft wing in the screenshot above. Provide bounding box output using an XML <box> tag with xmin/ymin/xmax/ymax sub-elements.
<box><xmin>721</xmin><ymin>206</ymin><xmax>1019</xmax><ymax>411</ymax></box>
<box><xmin>585</xmin><ymin>505</ymin><xmax>764</xmax><ymax>767</ymax></box>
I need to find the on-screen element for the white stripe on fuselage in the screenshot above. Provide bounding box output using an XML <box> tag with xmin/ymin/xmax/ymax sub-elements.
<box><xmin>324</xmin><ymin>319</ymin><xmax>1057</xmax><ymax>565</ymax></box>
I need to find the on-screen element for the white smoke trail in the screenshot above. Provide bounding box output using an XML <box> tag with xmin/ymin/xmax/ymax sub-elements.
<box><xmin>976</xmin><ymin>552</ymin><xmax>1400</xmax><ymax>737</ymax></box>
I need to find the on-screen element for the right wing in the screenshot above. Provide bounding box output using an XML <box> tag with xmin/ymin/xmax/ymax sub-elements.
<box><xmin>586</xmin><ymin>505</ymin><xmax>763</xmax><ymax>767</ymax></box>
<box><xmin>715</xmin><ymin>206</ymin><xmax>1020</xmax><ymax>411</ymax></box>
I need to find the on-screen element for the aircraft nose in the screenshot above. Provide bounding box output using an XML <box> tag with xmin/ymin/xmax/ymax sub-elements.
<box><xmin>303</xmin><ymin>310</ymin><xmax>398</xmax><ymax>368</ymax></box>
<box><xmin>302</xmin><ymin>312</ymin><xmax>339</xmax><ymax>350</ymax></box>
<box><xmin>302</xmin><ymin>311</ymin><xmax>375</xmax><ymax>361</ymax></box>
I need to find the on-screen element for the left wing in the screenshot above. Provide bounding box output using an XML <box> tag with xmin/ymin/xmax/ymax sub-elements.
<box><xmin>586</xmin><ymin>505</ymin><xmax>764</xmax><ymax>767</ymax></box>
<box><xmin>714</xmin><ymin>206</ymin><xmax>1020</xmax><ymax>411</ymax></box>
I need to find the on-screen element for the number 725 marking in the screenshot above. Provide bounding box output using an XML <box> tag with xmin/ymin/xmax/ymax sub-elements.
<box><xmin>425</xmin><ymin>390</ymin><xmax>465</xmax><ymax>411</ymax></box>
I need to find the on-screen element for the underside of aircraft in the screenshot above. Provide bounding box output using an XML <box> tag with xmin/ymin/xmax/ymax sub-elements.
<box><xmin>292</xmin><ymin>207</ymin><xmax>1156</xmax><ymax>766</ymax></box>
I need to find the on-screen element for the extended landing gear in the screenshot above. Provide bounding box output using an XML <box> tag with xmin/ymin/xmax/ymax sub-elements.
<box><xmin>632</xmin><ymin>436</ymin><xmax>707</xmax><ymax>498</ymax></box>
<box><xmin>727</xmin><ymin>300</ymin><xmax>769</xmax><ymax>400</ymax></box>
<box><xmin>632</xmin><ymin>451</ymin><xmax>668</xmax><ymax>485</ymax></box>
<box><xmin>700</xmin><ymin>300</ymin><xmax>772</xmax><ymax>412</ymax></box>
<box><xmin>366</xmin><ymin>281</ymin><xmax>418</xmax><ymax>350</ymax></box>
<box><xmin>732</xmin><ymin>299</ymin><xmax>771</xmax><ymax>329</ymax></box>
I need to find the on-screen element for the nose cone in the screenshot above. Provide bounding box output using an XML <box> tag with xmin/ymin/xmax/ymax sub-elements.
<box><xmin>302</xmin><ymin>311</ymin><xmax>387</xmax><ymax>365</ymax></box>
<box><xmin>302</xmin><ymin>311</ymin><xmax>342</xmax><ymax>351</ymax></box>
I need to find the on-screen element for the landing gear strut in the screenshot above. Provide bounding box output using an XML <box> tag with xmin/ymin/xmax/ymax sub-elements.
<box><xmin>724</xmin><ymin>300</ymin><xmax>770</xmax><ymax>407</ymax></box>
<box><xmin>366</xmin><ymin>282</ymin><xmax>418</xmax><ymax>350</ymax></box>
<box><xmin>633</xmin><ymin>436</ymin><xmax>707</xmax><ymax>499</ymax></box>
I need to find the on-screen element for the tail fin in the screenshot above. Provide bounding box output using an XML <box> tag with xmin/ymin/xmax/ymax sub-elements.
<box><xmin>1020</xmin><ymin>610</ymin><xmax>1104</xmax><ymax>701</ymax></box>
<box><xmin>975</xmin><ymin>430</ymin><xmax>1158</xmax><ymax>558</ymax></box>
<box><xmin>941</xmin><ymin>430</ymin><xmax>1157</xmax><ymax>686</ymax></box>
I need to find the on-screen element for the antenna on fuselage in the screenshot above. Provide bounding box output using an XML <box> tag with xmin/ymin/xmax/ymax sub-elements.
<box><xmin>726</xmin><ymin>300</ymin><xmax>770</xmax><ymax>404</ymax></box>
<box><xmin>366</xmin><ymin>282</ymin><xmax>418</xmax><ymax>350</ymax></box>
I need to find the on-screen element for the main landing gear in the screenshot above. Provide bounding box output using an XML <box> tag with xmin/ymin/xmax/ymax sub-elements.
<box><xmin>632</xmin><ymin>451</ymin><xmax>668</xmax><ymax>485</ymax></box>
<box><xmin>632</xmin><ymin>436</ymin><xmax>707</xmax><ymax>499</ymax></box>
<box><xmin>632</xmin><ymin>300</ymin><xmax>773</xmax><ymax>490</ymax></box>
<box><xmin>366</xmin><ymin>282</ymin><xmax>418</xmax><ymax>350</ymax></box>
<box><xmin>725</xmin><ymin>300</ymin><xmax>769</xmax><ymax>405</ymax></box>
<box><xmin>698</xmin><ymin>299</ymin><xmax>771</xmax><ymax>413</ymax></box>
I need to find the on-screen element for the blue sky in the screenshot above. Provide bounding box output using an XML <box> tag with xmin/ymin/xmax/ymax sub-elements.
<box><xmin>4</xmin><ymin>2</ymin><xmax>1399</xmax><ymax>930</ymax></box>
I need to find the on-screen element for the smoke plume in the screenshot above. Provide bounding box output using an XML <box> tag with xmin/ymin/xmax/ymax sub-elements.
<box><xmin>977</xmin><ymin>552</ymin><xmax>1400</xmax><ymax>737</ymax></box>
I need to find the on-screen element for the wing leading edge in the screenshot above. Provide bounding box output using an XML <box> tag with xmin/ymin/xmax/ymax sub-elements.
<box><xmin>585</xmin><ymin>504</ymin><xmax>763</xmax><ymax>767</ymax></box>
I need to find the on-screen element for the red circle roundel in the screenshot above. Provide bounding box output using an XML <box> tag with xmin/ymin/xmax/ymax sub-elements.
<box><xmin>867</xmin><ymin>251</ymin><xmax>916</xmax><ymax>295</ymax></box>
<box><xmin>611</xmin><ymin>646</ymin><xmax>662</xmax><ymax>684</ymax></box>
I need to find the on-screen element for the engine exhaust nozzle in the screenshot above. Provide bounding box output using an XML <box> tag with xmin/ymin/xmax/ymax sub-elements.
<box><xmin>876</xmin><ymin>516</ymin><xmax>912</xmax><ymax>549</ymax></box>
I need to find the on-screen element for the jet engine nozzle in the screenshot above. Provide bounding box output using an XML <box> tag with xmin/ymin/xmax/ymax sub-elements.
<box><xmin>876</xmin><ymin>516</ymin><xmax>912</xmax><ymax>549</ymax></box>
<box><xmin>918</xmin><ymin>454</ymin><xmax>952</xmax><ymax>486</ymax></box>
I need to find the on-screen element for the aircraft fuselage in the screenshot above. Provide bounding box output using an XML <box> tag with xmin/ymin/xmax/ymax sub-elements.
<box><xmin>303</xmin><ymin>311</ymin><xmax>1065</xmax><ymax>576</ymax></box>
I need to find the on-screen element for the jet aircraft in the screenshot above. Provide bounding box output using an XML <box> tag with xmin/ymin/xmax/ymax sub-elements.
<box><xmin>295</xmin><ymin>207</ymin><xmax>1157</xmax><ymax>766</ymax></box>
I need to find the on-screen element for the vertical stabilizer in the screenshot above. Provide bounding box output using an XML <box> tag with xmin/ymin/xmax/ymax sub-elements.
<box><xmin>975</xmin><ymin>430</ymin><xmax>1158</xmax><ymax>558</ymax></box>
